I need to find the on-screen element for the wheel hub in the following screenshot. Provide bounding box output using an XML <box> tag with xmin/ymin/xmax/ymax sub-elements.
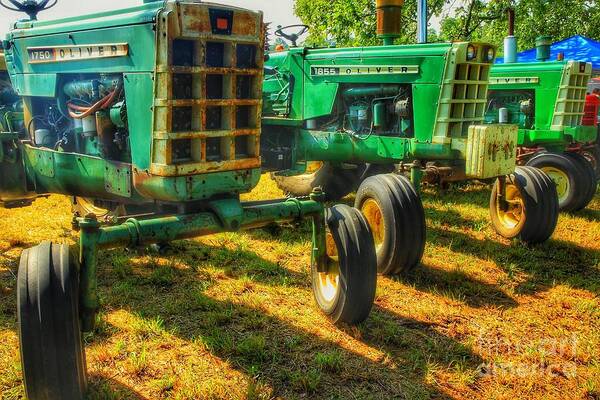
<box><xmin>316</xmin><ymin>232</ymin><xmax>340</xmax><ymax>304</ymax></box>
<box><xmin>541</xmin><ymin>166</ymin><xmax>570</xmax><ymax>203</ymax></box>
<box><xmin>496</xmin><ymin>183</ymin><xmax>524</xmax><ymax>229</ymax></box>
<box><xmin>306</xmin><ymin>161</ymin><xmax>324</xmax><ymax>173</ymax></box>
<box><xmin>360</xmin><ymin>198</ymin><xmax>385</xmax><ymax>251</ymax></box>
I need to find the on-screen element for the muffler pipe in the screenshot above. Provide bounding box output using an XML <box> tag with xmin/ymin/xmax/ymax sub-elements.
<box><xmin>376</xmin><ymin>0</ymin><xmax>404</xmax><ymax>46</ymax></box>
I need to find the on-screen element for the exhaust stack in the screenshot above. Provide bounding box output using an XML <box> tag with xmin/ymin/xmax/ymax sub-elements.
<box><xmin>536</xmin><ymin>36</ymin><xmax>552</xmax><ymax>61</ymax></box>
<box><xmin>376</xmin><ymin>0</ymin><xmax>404</xmax><ymax>46</ymax></box>
<box><xmin>503</xmin><ymin>8</ymin><xmax>517</xmax><ymax>63</ymax></box>
<box><xmin>417</xmin><ymin>0</ymin><xmax>427</xmax><ymax>44</ymax></box>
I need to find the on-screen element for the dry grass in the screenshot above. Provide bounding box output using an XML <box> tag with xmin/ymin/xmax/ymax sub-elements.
<box><xmin>0</xmin><ymin>176</ymin><xmax>599</xmax><ymax>400</ymax></box>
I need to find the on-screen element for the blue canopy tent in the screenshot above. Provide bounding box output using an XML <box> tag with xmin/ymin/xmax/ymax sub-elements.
<box><xmin>496</xmin><ymin>35</ymin><xmax>600</xmax><ymax>72</ymax></box>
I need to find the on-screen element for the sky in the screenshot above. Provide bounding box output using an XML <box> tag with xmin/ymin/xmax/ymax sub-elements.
<box><xmin>0</xmin><ymin>0</ymin><xmax>299</xmax><ymax>35</ymax></box>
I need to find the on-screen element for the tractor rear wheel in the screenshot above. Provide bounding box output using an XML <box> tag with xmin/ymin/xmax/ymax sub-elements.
<box><xmin>564</xmin><ymin>152</ymin><xmax>597</xmax><ymax>209</ymax></box>
<box><xmin>273</xmin><ymin>162</ymin><xmax>366</xmax><ymax>201</ymax></box>
<box><xmin>490</xmin><ymin>166</ymin><xmax>558</xmax><ymax>244</ymax></box>
<box><xmin>580</xmin><ymin>141</ymin><xmax>600</xmax><ymax>181</ymax></box>
<box><xmin>354</xmin><ymin>174</ymin><xmax>426</xmax><ymax>275</ymax></box>
<box><xmin>17</xmin><ymin>242</ymin><xmax>87</xmax><ymax>400</ymax></box>
<box><xmin>525</xmin><ymin>152</ymin><xmax>592</xmax><ymax>212</ymax></box>
<box><xmin>312</xmin><ymin>204</ymin><xmax>377</xmax><ymax>325</ymax></box>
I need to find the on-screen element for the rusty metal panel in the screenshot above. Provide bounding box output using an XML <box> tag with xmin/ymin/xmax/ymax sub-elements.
<box><xmin>178</xmin><ymin>3</ymin><xmax>262</xmax><ymax>42</ymax></box>
<box><xmin>465</xmin><ymin>124</ymin><xmax>518</xmax><ymax>179</ymax></box>
<box><xmin>150</xmin><ymin>1</ymin><xmax>265</xmax><ymax>177</ymax></box>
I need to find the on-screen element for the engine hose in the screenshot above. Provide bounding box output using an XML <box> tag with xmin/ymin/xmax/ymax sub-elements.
<box><xmin>67</xmin><ymin>87</ymin><xmax>121</xmax><ymax>119</ymax></box>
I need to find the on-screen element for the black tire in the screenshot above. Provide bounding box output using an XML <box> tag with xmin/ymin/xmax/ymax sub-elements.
<box><xmin>490</xmin><ymin>166</ymin><xmax>559</xmax><ymax>244</ymax></box>
<box><xmin>273</xmin><ymin>162</ymin><xmax>366</xmax><ymax>201</ymax></box>
<box><xmin>581</xmin><ymin>142</ymin><xmax>600</xmax><ymax>181</ymax></box>
<box><xmin>18</xmin><ymin>242</ymin><xmax>87</xmax><ymax>400</ymax></box>
<box><xmin>354</xmin><ymin>174</ymin><xmax>426</xmax><ymax>275</ymax></box>
<box><xmin>564</xmin><ymin>152</ymin><xmax>597</xmax><ymax>209</ymax></box>
<box><xmin>312</xmin><ymin>205</ymin><xmax>377</xmax><ymax>325</ymax></box>
<box><xmin>526</xmin><ymin>152</ymin><xmax>590</xmax><ymax>212</ymax></box>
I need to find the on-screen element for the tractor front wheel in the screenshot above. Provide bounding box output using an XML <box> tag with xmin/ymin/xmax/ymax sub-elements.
<box><xmin>525</xmin><ymin>152</ymin><xmax>593</xmax><ymax>211</ymax></box>
<box><xmin>354</xmin><ymin>174</ymin><xmax>426</xmax><ymax>275</ymax></box>
<box><xmin>490</xmin><ymin>166</ymin><xmax>558</xmax><ymax>244</ymax></box>
<box><xmin>17</xmin><ymin>242</ymin><xmax>87</xmax><ymax>400</ymax></box>
<box><xmin>312</xmin><ymin>205</ymin><xmax>377</xmax><ymax>325</ymax></box>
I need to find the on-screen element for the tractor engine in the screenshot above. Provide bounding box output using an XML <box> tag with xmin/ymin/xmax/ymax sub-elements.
<box><xmin>321</xmin><ymin>84</ymin><xmax>413</xmax><ymax>137</ymax></box>
<box><xmin>27</xmin><ymin>75</ymin><xmax>127</xmax><ymax>160</ymax></box>
<box><xmin>485</xmin><ymin>89</ymin><xmax>535</xmax><ymax>129</ymax></box>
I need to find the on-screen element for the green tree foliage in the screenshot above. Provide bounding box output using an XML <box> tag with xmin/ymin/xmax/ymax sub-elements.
<box><xmin>293</xmin><ymin>0</ymin><xmax>446</xmax><ymax>47</ymax></box>
<box><xmin>439</xmin><ymin>0</ymin><xmax>600</xmax><ymax>52</ymax></box>
<box><xmin>292</xmin><ymin>0</ymin><xmax>600</xmax><ymax>53</ymax></box>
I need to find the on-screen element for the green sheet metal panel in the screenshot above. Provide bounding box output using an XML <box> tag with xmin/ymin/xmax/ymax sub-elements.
<box><xmin>9</xmin><ymin>3</ymin><xmax>160</xmax><ymax>38</ymax></box>
<box><xmin>21</xmin><ymin>145</ymin><xmax>146</xmax><ymax>201</ymax></box>
<box><xmin>11</xmin><ymin>73</ymin><xmax>57</xmax><ymax>97</ymax></box>
<box><xmin>123</xmin><ymin>73</ymin><xmax>154</xmax><ymax>171</ymax></box>
<box><xmin>298</xmin><ymin>129</ymin><xmax>408</xmax><ymax>163</ymax></box>
<box><xmin>6</xmin><ymin>23</ymin><xmax>157</xmax><ymax>76</ymax></box>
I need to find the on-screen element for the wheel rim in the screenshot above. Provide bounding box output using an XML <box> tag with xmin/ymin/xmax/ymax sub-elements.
<box><xmin>495</xmin><ymin>183</ymin><xmax>525</xmax><ymax>229</ymax></box>
<box><xmin>360</xmin><ymin>198</ymin><xmax>385</xmax><ymax>252</ymax></box>
<box><xmin>306</xmin><ymin>161</ymin><xmax>324</xmax><ymax>173</ymax></box>
<box><xmin>541</xmin><ymin>166</ymin><xmax>570</xmax><ymax>203</ymax></box>
<box><xmin>315</xmin><ymin>232</ymin><xmax>340</xmax><ymax>305</ymax></box>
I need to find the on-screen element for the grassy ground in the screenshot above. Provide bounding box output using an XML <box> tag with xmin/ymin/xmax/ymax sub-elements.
<box><xmin>0</xmin><ymin>176</ymin><xmax>599</xmax><ymax>400</ymax></box>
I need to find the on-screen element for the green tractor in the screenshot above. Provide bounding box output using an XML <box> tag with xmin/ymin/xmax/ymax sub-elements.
<box><xmin>0</xmin><ymin>1</ymin><xmax>380</xmax><ymax>398</ymax></box>
<box><xmin>0</xmin><ymin>50</ymin><xmax>30</xmax><ymax>208</ymax></box>
<box><xmin>264</xmin><ymin>0</ymin><xmax>559</xmax><ymax>276</ymax></box>
<box><xmin>486</xmin><ymin>34</ymin><xmax>599</xmax><ymax>212</ymax></box>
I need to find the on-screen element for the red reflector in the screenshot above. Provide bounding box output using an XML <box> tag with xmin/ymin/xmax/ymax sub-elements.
<box><xmin>217</xmin><ymin>18</ymin><xmax>229</xmax><ymax>30</ymax></box>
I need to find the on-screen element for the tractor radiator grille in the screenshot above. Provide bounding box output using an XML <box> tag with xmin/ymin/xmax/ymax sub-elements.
<box><xmin>152</xmin><ymin>3</ymin><xmax>264</xmax><ymax>177</ymax></box>
<box><xmin>551</xmin><ymin>61</ymin><xmax>591</xmax><ymax>130</ymax></box>
<box><xmin>435</xmin><ymin>47</ymin><xmax>491</xmax><ymax>140</ymax></box>
<box><xmin>447</xmin><ymin>63</ymin><xmax>490</xmax><ymax>137</ymax></box>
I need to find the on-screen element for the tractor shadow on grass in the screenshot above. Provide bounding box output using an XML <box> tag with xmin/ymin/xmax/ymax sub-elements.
<box><xmin>569</xmin><ymin>201</ymin><xmax>600</xmax><ymax>222</ymax></box>
<box><xmin>397</xmin><ymin>263</ymin><xmax>518</xmax><ymax>309</ymax></box>
<box><xmin>246</xmin><ymin>221</ymin><xmax>314</xmax><ymax>245</ymax></box>
<box><xmin>105</xmin><ymin>239</ymin><xmax>311</xmax><ymax>290</ymax></box>
<box><xmin>88</xmin><ymin>375</ymin><xmax>150</xmax><ymax>400</ymax></box>
<box><xmin>426</xmin><ymin>223</ymin><xmax>600</xmax><ymax>296</ymax></box>
<box><xmin>92</xmin><ymin>247</ymin><xmax>484</xmax><ymax>399</ymax></box>
<box><xmin>422</xmin><ymin>185</ymin><xmax>600</xmax><ymax>296</ymax></box>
